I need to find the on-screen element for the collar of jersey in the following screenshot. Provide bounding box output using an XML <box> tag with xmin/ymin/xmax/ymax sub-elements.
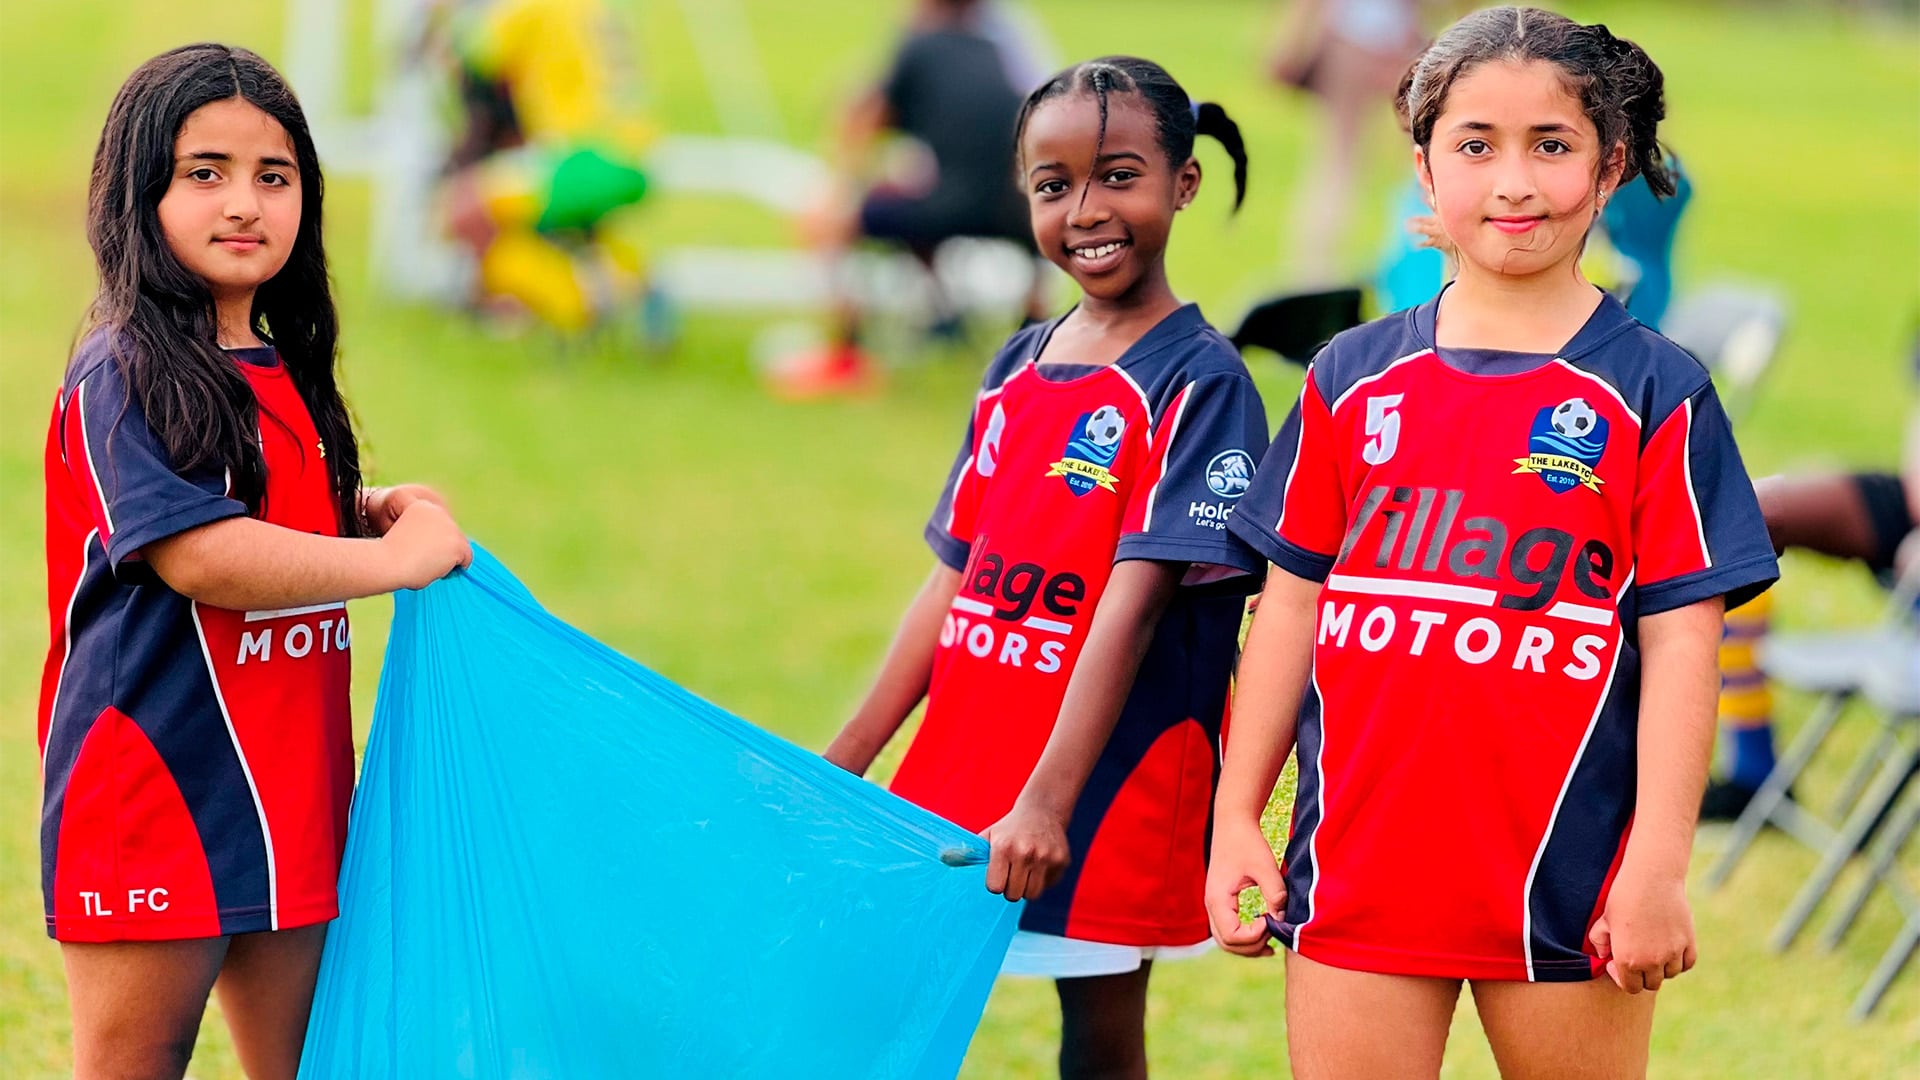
<box><xmin>1407</xmin><ymin>283</ymin><xmax>1640</xmax><ymax>363</ymax></box>
<box><xmin>1026</xmin><ymin>302</ymin><xmax>1207</xmax><ymax>376</ymax></box>
<box><xmin>223</xmin><ymin>345</ymin><xmax>283</xmax><ymax>371</ymax></box>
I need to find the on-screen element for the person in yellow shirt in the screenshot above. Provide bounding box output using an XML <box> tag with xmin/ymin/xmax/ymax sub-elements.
<box><xmin>438</xmin><ymin>0</ymin><xmax>658</xmax><ymax>334</ymax></box>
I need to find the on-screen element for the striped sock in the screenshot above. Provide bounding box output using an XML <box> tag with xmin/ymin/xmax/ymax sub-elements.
<box><xmin>1718</xmin><ymin>590</ymin><xmax>1775</xmax><ymax>790</ymax></box>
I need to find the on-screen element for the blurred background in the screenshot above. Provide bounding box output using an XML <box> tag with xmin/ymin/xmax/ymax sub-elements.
<box><xmin>1</xmin><ymin>1</ymin><xmax>1916</xmax><ymax>1076</ymax></box>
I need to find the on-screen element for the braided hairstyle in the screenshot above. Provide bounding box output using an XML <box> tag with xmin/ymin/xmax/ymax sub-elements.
<box><xmin>1396</xmin><ymin>7</ymin><xmax>1673</xmax><ymax>199</ymax></box>
<box><xmin>1013</xmin><ymin>56</ymin><xmax>1249</xmax><ymax>211</ymax></box>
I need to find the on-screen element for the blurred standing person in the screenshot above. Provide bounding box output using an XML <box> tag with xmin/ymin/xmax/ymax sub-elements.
<box><xmin>1270</xmin><ymin>0</ymin><xmax>1428</xmax><ymax>284</ymax></box>
<box><xmin>772</xmin><ymin>0</ymin><xmax>1055</xmax><ymax>398</ymax></box>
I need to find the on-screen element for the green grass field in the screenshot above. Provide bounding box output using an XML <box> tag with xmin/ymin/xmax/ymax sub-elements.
<box><xmin>2</xmin><ymin>1</ymin><xmax>1917</xmax><ymax>1076</ymax></box>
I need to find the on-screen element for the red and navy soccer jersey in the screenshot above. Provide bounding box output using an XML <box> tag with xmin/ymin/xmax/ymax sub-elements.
<box><xmin>1228</xmin><ymin>293</ymin><xmax>1777</xmax><ymax>981</ymax></box>
<box><xmin>889</xmin><ymin>304</ymin><xmax>1270</xmax><ymax>946</ymax></box>
<box><xmin>39</xmin><ymin>335</ymin><xmax>355</xmax><ymax>942</ymax></box>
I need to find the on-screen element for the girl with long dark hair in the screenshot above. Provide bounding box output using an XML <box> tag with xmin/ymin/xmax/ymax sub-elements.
<box><xmin>41</xmin><ymin>44</ymin><xmax>470</xmax><ymax>1078</ymax></box>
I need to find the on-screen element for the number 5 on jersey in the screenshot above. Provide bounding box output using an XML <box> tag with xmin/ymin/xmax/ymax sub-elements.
<box><xmin>1363</xmin><ymin>393</ymin><xmax>1405</xmax><ymax>465</ymax></box>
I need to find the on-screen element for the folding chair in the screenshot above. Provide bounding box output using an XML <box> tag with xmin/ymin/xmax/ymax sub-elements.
<box><xmin>1230</xmin><ymin>287</ymin><xmax>1366</xmax><ymax>367</ymax></box>
<box><xmin>1705</xmin><ymin>561</ymin><xmax>1920</xmax><ymax>892</ymax></box>
<box><xmin>1816</xmin><ymin>651</ymin><xmax>1920</xmax><ymax>957</ymax></box>
<box><xmin>1660</xmin><ymin>283</ymin><xmax>1788</xmax><ymax>424</ymax></box>
<box><xmin>1843</xmin><ymin>776</ymin><xmax>1920</xmax><ymax>1020</ymax></box>
<box><xmin>1765</xmin><ymin>645</ymin><xmax>1920</xmax><ymax>1019</ymax></box>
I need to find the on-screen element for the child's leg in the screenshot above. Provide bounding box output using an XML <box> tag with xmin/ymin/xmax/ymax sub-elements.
<box><xmin>62</xmin><ymin>937</ymin><xmax>229</xmax><ymax>1080</ymax></box>
<box><xmin>1704</xmin><ymin>588</ymin><xmax>1776</xmax><ymax>815</ymax></box>
<box><xmin>1055</xmin><ymin>962</ymin><xmax>1152</xmax><ymax>1080</ymax></box>
<box><xmin>1469</xmin><ymin>977</ymin><xmax>1657</xmax><ymax>1080</ymax></box>
<box><xmin>214</xmin><ymin>923</ymin><xmax>329</xmax><ymax>1080</ymax></box>
<box><xmin>1284</xmin><ymin>950</ymin><xmax>1459</xmax><ymax>1080</ymax></box>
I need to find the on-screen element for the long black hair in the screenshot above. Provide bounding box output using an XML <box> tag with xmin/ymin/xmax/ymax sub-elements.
<box><xmin>1013</xmin><ymin>56</ymin><xmax>1249</xmax><ymax>211</ymax></box>
<box><xmin>1396</xmin><ymin>7</ymin><xmax>1673</xmax><ymax>199</ymax></box>
<box><xmin>83</xmin><ymin>43</ymin><xmax>363</xmax><ymax>536</ymax></box>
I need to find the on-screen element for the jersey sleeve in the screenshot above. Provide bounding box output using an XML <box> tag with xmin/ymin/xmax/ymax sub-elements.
<box><xmin>1632</xmin><ymin>382</ymin><xmax>1779</xmax><ymax>614</ymax></box>
<box><xmin>60</xmin><ymin>359</ymin><xmax>247</xmax><ymax>580</ymax></box>
<box><xmin>1116</xmin><ymin>372</ymin><xmax>1269</xmax><ymax>578</ymax></box>
<box><xmin>1226</xmin><ymin>367</ymin><xmax>1349</xmax><ymax>582</ymax></box>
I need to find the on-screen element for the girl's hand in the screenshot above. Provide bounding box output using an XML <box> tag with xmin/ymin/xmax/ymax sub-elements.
<box><xmin>379</xmin><ymin>501</ymin><xmax>473</xmax><ymax>590</ymax></box>
<box><xmin>1205</xmin><ymin>820</ymin><xmax>1286</xmax><ymax>957</ymax></box>
<box><xmin>1589</xmin><ymin>865</ymin><xmax>1697</xmax><ymax>993</ymax></box>
<box><xmin>1407</xmin><ymin>213</ymin><xmax>1455</xmax><ymax>259</ymax></box>
<box><xmin>362</xmin><ymin>484</ymin><xmax>449</xmax><ymax>536</ymax></box>
<box><xmin>982</xmin><ymin>801</ymin><xmax>1071</xmax><ymax>903</ymax></box>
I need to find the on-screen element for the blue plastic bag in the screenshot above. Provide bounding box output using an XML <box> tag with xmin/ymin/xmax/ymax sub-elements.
<box><xmin>300</xmin><ymin>548</ymin><xmax>1020</xmax><ymax>1078</ymax></box>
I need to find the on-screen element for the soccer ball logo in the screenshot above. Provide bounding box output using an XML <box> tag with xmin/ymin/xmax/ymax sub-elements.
<box><xmin>1550</xmin><ymin>398</ymin><xmax>1598</xmax><ymax>438</ymax></box>
<box><xmin>1085</xmin><ymin>405</ymin><xmax>1126</xmax><ymax>447</ymax></box>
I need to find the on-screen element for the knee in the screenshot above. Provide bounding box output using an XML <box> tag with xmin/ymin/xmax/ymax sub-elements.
<box><xmin>73</xmin><ymin>1024</ymin><xmax>196</xmax><ymax>1080</ymax></box>
<box><xmin>1058</xmin><ymin>1034</ymin><xmax>1147</xmax><ymax>1080</ymax></box>
<box><xmin>1752</xmin><ymin>473</ymin><xmax>1791</xmax><ymax>542</ymax></box>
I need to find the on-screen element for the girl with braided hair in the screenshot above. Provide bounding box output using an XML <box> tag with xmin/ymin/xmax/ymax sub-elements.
<box><xmin>828</xmin><ymin>56</ymin><xmax>1264</xmax><ymax>1078</ymax></box>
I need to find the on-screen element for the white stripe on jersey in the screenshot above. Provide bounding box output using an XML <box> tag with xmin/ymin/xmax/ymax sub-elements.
<box><xmin>1273</xmin><ymin>383</ymin><xmax>1312</xmax><ymax>540</ymax></box>
<box><xmin>244</xmin><ymin>601</ymin><xmax>347</xmax><ymax>623</ymax></box>
<box><xmin>1326</xmin><ymin>573</ymin><xmax>1498</xmax><ymax>607</ymax></box>
<box><xmin>190</xmin><ymin>605</ymin><xmax>279</xmax><ymax>930</ymax></box>
<box><xmin>943</xmin><ymin>379</ymin><xmax>1015</xmax><ymax>540</ymax></box>
<box><xmin>1328</xmin><ymin>349</ymin><xmax>1430</xmax><ymax>415</ymax></box>
<box><xmin>1141</xmin><ymin>383</ymin><xmax>1195</xmax><ymax>532</ymax></box>
<box><xmin>1549</xmin><ymin>358</ymin><xmax>1643</xmax><ymax>430</ymax></box>
<box><xmin>1519</xmin><ymin>570</ymin><xmax>1633</xmax><ymax>981</ymax></box>
<box><xmin>944</xmin><ymin>454</ymin><xmax>976</xmax><ymax>539</ymax></box>
<box><xmin>1680</xmin><ymin>398</ymin><xmax>1712</xmax><ymax>568</ymax></box>
<box><xmin>75</xmin><ymin>380</ymin><xmax>116</xmax><ymax>535</ymax></box>
<box><xmin>952</xmin><ymin>596</ymin><xmax>995</xmax><ymax>617</ymax></box>
<box><xmin>43</xmin><ymin>530</ymin><xmax>96</xmax><ymax>773</ymax></box>
<box><xmin>1296</xmin><ymin>665</ymin><xmax>1333</xmax><ymax>949</ymax></box>
<box><xmin>1111</xmin><ymin>364</ymin><xmax>1152</xmax><ymax>415</ymax></box>
<box><xmin>1545</xmin><ymin>600</ymin><xmax>1615</xmax><ymax>626</ymax></box>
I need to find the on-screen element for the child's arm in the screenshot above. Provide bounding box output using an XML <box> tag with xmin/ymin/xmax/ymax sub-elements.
<box><xmin>1205</xmin><ymin>567</ymin><xmax>1321</xmax><ymax>956</ymax></box>
<box><xmin>823</xmin><ymin>563</ymin><xmax>963</xmax><ymax>776</ymax></box>
<box><xmin>1589</xmin><ymin>594</ymin><xmax>1723</xmax><ymax>993</ymax></box>
<box><xmin>142</xmin><ymin>500</ymin><xmax>472</xmax><ymax>611</ymax></box>
<box><xmin>981</xmin><ymin>558</ymin><xmax>1183</xmax><ymax>902</ymax></box>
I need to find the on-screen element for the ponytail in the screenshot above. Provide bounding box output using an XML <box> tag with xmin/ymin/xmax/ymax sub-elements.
<box><xmin>1593</xmin><ymin>25</ymin><xmax>1673</xmax><ymax>197</ymax></box>
<box><xmin>1193</xmin><ymin>101</ymin><xmax>1248</xmax><ymax>211</ymax></box>
<box><xmin>1016</xmin><ymin>56</ymin><xmax>1250</xmax><ymax>214</ymax></box>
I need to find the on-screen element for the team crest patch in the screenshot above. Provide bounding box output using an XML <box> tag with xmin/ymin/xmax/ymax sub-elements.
<box><xmin>1514</xmin><ymin>397</ymin><xmax>1607</xmax><ymax>494</ymax></box>
<box><xmin>1046</xmin><ymin>405</ymin><xmax>1124</xmax><ymax>496</ymax></box>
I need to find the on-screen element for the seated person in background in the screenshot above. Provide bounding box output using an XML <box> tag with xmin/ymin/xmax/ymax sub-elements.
<box><xmin>772</xmin><ymin>0</ymin><xmax>1054</xmax><ymax>397</ymax></box>
<box><xmin>438</xmin><ymin>0</ymin><xmax>657</xmax><ymax>335</ymax></box>
<box><xmin>1705</xmin><ymin>336</ymin><xmax>1920</xmax><ymax>818</ymax></box>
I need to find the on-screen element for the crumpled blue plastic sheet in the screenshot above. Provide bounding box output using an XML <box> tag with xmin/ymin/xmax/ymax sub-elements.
<box><xmin>300</xmin><ymin>547</ymin><xmax>1020</xmax><ymax>1078</ymax></box>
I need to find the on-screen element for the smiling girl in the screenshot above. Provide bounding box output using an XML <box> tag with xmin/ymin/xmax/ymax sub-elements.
<box><xmin>42</xmin><ymin>45</ymin><xmax>469</xmax><ymax>1079</ymax></box>
<box><xmin>825</xmin><ymin>57</ymin><xmax>1266</xmax><ymax>1078</ymax></box>
<box><xmin>1204</xmin><ymin>9</ymin><xmax>1778</xmax><ymax>1079</ymax></box>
